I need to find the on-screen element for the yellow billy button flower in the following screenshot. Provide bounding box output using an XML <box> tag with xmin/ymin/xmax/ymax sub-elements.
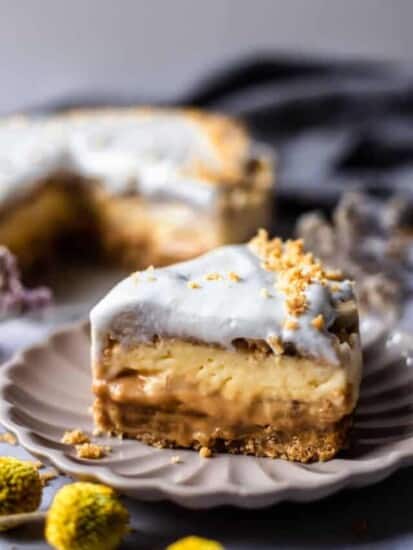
<box><xmin>0</xmin><ymin>457</ymin><xmax>42</xmax><ymax>520</ymax></box>
<box><xmin>167</xmin><ymin>535</ymin><xmax>225</xmax><ymax>550</ymax></box>
<box><xmin>45</xmin><ymin>482</ymin><xmax>129</xmax><ymax>550</ymax></box>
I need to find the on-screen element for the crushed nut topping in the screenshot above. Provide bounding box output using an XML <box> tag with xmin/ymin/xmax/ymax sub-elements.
<box><xmin>227</xmin><ymin>271</ymin><xmax>241</xmax><ymax>282</ymax></box>
<box><xmin>75</xmin><ymin>443</ymin><xmax>111</xmax><ymax>459</ymax></box>
<box><xmin>284</xmin><ymin>318</ymin><xmax>299</xmax><ymax>331</ymax></box>
<box><xmin>61</xmin><ymin>429</ymin><xmax>90</xmax><ymax>445</ymax></box>
<box><xmin>249</xmin><ymin>229</ymin><xmax>344</xmax><ymax>317</ymax></box>
<box><xmin>311</xmin><ymin>314</ymin><xmax>325</xmax><ymax>331</ymax></box>
<box><xmin>40</xmin><ymin>468</ymin><xmax>59</xmax><ymax>487</ymax></box>
<box><xmin>204</xmin><ymin>272</ymin><xmax>223</xmax><ymax>281</ymax></box>
<box><xmin>187</xmin><ymin>281</ymin><xmax>201</xmax><ymax>289</ymax></box>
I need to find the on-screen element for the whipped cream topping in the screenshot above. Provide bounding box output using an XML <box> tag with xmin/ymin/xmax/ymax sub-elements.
<box><xmin>0</xmin><ymin>112</ymin><xmax>230</xmax><ymax>210</ymax></box>
<box><xmin>91</xmin><ymin>243</ymin><xmax>354</xmax><ymax>365</ymax></box>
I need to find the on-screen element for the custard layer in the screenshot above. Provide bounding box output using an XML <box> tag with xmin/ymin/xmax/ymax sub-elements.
<box><xmin>93</xmin><ymin>336</ymin><xmax>361</xmax><ymax>429</ymax></box>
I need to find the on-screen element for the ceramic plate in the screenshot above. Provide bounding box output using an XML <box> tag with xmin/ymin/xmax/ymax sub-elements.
<box><xmin>0</xmin><ymin>321</ymin><xmax>412</xmax><ymax>509</ymax></box>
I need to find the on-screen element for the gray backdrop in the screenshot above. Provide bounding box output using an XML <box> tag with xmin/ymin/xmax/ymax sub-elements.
<box><xmin>0</xmin><ymin>0</ymin><xmax>411</xmax><ymax>114</ymax></box>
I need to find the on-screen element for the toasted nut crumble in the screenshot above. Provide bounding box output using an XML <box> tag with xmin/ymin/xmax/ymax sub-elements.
<box><xmin>61</xmin><ymin>429</ymin><xmax>90</xmax><ymax>445</ymax></box>
<box><xmin>199</xmin><ymin>446</ymin><xmax>212</xmax><ymax>458</ymax></box>
<box><xmin>249</xmin><ymin>229</ymin><xmax>344</xmax><ymax>317</ymax></box>
<box><xmin>311</xmin><ymin>314</ymin><xmax>325</xmax><ymax>330</ymax></box>
<box><xmin>187</xmin><ymin>281</ymin><xmax>201</xmax><ymax>289</ymax></box>
<box><xmin>284</xmin><ymin>318</ymin><xmax>299</xmax><ymax>330</ymax></box>
<box><xmin>227</xmin><ymin>271</ymin><xmax>241</xmax><ymax>282</ymax></box>
<box><xmin>204</xmin><ymin>272</ymin><xmax>222</xmax><ymax>281</ymax></box>
<box><xmin>75</xmin><ymin>443</ymin><xmax>110</xmax><ymax>459</ymax></box>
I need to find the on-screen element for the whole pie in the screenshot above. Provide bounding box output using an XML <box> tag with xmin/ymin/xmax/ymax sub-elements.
<box><xmin>91</xmin><ymin>230</ymin><xmax>362</xmax><ymax>462</ymax></box>
<box><xmin>0</xmin><ymin>108</ymin><xmax>273</xmax><ymax>271</ymax></box>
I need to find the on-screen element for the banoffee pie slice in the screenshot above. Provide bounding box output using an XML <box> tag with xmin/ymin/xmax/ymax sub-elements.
<box><xmin>90</xmin><ymin>230</ymin><xmax>362</xmax><ymax>462</ymax></box>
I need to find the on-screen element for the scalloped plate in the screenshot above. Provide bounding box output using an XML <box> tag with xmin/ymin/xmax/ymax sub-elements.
<box><xmin>0</xmin><ymin>321</ymin><xmax>412</xmax><ymax>509</ymax></box>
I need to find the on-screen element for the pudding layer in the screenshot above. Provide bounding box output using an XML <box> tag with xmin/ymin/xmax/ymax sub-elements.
<box><xmin>92</xmin><ymin>335</ymin><xmax>361</xmax><ymax>461</ymax></box>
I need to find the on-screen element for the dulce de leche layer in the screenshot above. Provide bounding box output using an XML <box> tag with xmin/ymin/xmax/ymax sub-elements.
<box><xmin>93</xmin><ymin>337</ymin><xmax>361</xmax><ymax>430</ymax></box>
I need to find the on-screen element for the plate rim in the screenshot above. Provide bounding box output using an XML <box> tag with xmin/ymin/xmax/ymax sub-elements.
<box><xmin>0</xmin><ymin>320</ymin><xmax>413</xmax><ymax>509</ymax></box>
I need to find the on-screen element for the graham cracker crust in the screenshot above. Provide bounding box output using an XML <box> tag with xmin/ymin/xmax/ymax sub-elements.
<box><xmin>93</xmin><ymin>397</ymin><xmax>352</xmax><ymax>463</ymax></box>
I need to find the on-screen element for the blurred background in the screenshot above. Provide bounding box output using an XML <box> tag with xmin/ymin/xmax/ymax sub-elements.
<box><xmin>0</xmin><ymin>0</ymin><xmax>411</xmax><ymax>113</ymax></box>
<box><xmin>2</xmin><ymin>0</ymin><xmax>413</xmax><ymax>206</ymax></box>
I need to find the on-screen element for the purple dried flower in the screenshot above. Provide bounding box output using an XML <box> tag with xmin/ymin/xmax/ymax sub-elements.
<box><xmin>295</xmin><ymin>192</ymin><xmax>412</xmax><ymax>320</ymax></box>
<box><xmin>0</xmin><ymin>246</ymin><xmax>52</xmax><ymax>319</ymax></box>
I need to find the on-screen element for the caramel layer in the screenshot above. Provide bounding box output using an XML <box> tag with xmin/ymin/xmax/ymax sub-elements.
<box><xmin>94</xmin><ymin>337</ymin><xmax>361</xmax><ymax>425</ymax></box>
<box><xmin>93</xmin><ymin>396</ymin><xmax>352</xmax><ymax>462</ymax></box>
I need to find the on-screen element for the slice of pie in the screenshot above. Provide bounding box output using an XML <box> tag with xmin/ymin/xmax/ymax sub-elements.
<box><xmin>91</xmin><ymin>230</ymin><xmax>362</xmax><ymax>462</ymax></box>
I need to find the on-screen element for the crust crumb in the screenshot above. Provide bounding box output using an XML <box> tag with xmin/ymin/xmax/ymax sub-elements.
<box><xmin>61</xmin><ymin>429</ymin><xmax>90</xmax><ymax>445</ymax></box>
<box><xmin>260</xmin><ymin>287</ymin><xmax>271</xmax><ymax>298</ymax></box>
<box><xmin>75</xmin><ymin>443</ymin><xmax>111</xmax><ymax>459</ymax></box>
<box><xmin>170</xmin><ymin>455</ymin><xmax>182</xmax><ymax>464</ymax></box>
<box><xmin>187</xmin><ymin>280</ymin><xmax>201</xmax><ymax>289</ymax></box>
<box><xmin>249</xmin><ymin>229</ymin><xmax>345</xmax><ymax>317</ymax></box>
<box><xmin>0</xmin><ymin>432</ymin><xmax>17</xmax><ymax>445</ymax></box>
<box><xmin>199</xmin><ymin>446</ymin><xmax>213</xmax><ymax>458</ymax></box>
<box><xmin>311</xmin><ymin>314</ymin><xmax>325</xmax><ymax>331</ymax></box>
<box><xmin>40</xmin><ymin>468</ymin><xmax>59</xmax><ymax>486</ymax></box>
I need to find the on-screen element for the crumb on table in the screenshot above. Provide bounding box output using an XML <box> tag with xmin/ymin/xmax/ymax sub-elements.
<box><xmin>0</xmin><ymin>432</ymin><xmax>17</xmax><ymax>445</ymax></box>
<box><xmin>40</xmin><ymin>468</ymin><xmax>59</xmax><ymax>486</ymax></box>
<box><xmin>170</xmin><ymin>455</ymin><xmax>182</xmax><ymax>464</ymax></box>
<box><xmin>61</xmin><ymin>429</ymin><xmax>90</xmax><ymax>445</ymax></box>
<box><xmin>199</xmin><ymin>446</ymin><xmax>212</xmax><ymax>459</ymax></box>
<box><xmin>75</xmin><ymin>443</ymin><xmax>111</xmax><ymax>459</ymax></box>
